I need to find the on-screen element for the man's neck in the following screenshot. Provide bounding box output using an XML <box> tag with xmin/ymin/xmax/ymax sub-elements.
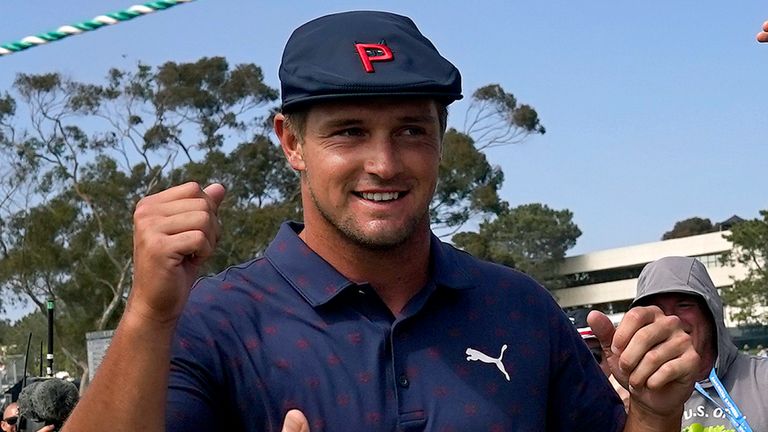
<box><xmin>696</xmin><ymin>350</ymin><xmax>717</xmax><ymax>382</ymax></box>
<box><xmin>299</xmin><ymin>224</ymin><xmax>431</xmax><ymax>314</ymax></box>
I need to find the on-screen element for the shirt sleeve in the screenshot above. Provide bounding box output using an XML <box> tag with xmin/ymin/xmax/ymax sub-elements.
<box><xmin>166</xmin><ymin>307</ymin><xmax>227</xmax><ymax>432</ymax></box>
<box><xmin>545</xmin><ymin>302</ymin><xmax>627</xmax><ymax>431</ymax></box>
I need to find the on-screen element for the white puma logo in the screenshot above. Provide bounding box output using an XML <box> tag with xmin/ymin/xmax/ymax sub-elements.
<box><xmin>466</xmin><ymin>344</ymin><xmax>510</xmax><ymax>381</ymax></box>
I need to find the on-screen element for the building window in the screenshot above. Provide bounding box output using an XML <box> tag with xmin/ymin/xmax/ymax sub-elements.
<box><xmin>563</xmin><ymin>252</ymin><xmax>728</xmax><ymax>289</ymax></box>
<box><xmin>694</xmin><ymin>253</ymin><xmax>724</xmax><ymax>269</ymax></box>
<box><xmin>563</xmin><ymin>264</ymin><xmax>646</xmax><ymax>288</ymax></box>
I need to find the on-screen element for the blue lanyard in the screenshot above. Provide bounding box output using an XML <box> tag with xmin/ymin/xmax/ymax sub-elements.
<box><xmin>694</xmin><ymin>369</ymin><xmax>753</xmax><ymax>432</ymax></box>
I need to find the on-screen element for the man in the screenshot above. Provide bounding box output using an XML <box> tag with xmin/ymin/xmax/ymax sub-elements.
<box><xmin>1</xmin><ymin>403</ymin><xmax>18</xmax><ymax>432</ymax></box>
<box><xmin>1</xmin><ymin>401</ymin><xmax>56</xmax><ymax>432</ymax></box>
<box><xmin>568</xmin><ymin>308</ymin><xmax>631</xmax><ymax>411</ymax></box>
<box><xmin>631</xmin><ymin>256</ymin><xmax>768</xmax><ymax>431</ymax></box>
<box><xmin>63</xmin><ymin>11</ymin><xmax>698</xmax><ymax>432</ymax></box>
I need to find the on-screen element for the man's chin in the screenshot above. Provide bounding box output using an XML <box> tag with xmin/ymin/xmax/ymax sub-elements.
<box><xmin>351</xmin><ymin>230</ymin><xmax>411</xmax><ymax>250</ymax></box>
<box><xmin>342</xmin><ymin>222</ymin><xmax>420</xmax><ymax>250</ymax></box>
<box><xmin>324</xmin><ymin>210</ymin><xmax>430</xmax><ymax>251</ymax></box>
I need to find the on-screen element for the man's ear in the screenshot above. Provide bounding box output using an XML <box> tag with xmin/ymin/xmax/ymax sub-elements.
<box><xmin>274</xmin><ymin>113</ymin><xmax>305</xmax><ymax>171</ymax></box>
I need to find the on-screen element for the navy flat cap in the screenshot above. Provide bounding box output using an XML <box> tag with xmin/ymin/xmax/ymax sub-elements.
<box><xmin>279</xmin><ymin>10</ymin><xmax>462</xmax><ymax>111</ymax></box>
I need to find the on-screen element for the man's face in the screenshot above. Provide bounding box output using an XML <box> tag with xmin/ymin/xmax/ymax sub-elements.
<box><xmin>1</xmin><ymin>403</ymin><xmax>18</xmax><ymax>432</ymax></box>
<box><xmin>643</xmin><ymin>292</ymin><xmax>716</xmax><ymax>373</ymax></box>
<box><xmin>284</xmin><ymin>97</ymin><xmax>442</xmax><ymax>249</ymax></box>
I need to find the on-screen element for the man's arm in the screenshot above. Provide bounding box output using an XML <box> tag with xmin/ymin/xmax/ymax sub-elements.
<box><xmin>589</xmin><ymin>308</ymin><xmax>700</xmax><ymax>432</ymax></box>
<box><xmin>62</xmin><ymin>182</ymin><xmax>225</xmax><ymax>432</ymax></box>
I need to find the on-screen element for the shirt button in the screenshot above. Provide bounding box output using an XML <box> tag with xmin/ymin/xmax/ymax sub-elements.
<box><xmin>398</xmin><ymin>374</ymin><xmax>409</xmax><ymax>388</ymax></box>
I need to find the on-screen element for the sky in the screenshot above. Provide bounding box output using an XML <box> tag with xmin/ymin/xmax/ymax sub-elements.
<box><xmin>0</xmin><ymin>0</ymin><xmax>766</xmax><ymax>259</ymax></box>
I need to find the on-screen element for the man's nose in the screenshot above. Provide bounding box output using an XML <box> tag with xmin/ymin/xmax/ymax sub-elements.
<box><xmin>364</xmin><ymin>137</ymin><xmax>402</xmax><ymax>179</ymax></box>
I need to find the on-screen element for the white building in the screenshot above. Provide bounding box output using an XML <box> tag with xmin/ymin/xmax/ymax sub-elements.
<box><xmin>552</xmin><ymin>230</ymin><xmax>750</xmax><ymax>328</ymax></box>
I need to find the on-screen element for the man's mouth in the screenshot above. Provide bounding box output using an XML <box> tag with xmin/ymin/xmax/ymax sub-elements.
<box><xmin>354</xmin><ymin>191</ymin><xmax>405</xmax><ymax>202</ymax></box>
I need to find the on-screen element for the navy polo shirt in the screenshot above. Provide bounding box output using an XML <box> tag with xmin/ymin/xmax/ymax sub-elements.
<box><xmin>167</xmin><ymin>222</ymin><xmax>626</xmax><ymax>431</ymax></box>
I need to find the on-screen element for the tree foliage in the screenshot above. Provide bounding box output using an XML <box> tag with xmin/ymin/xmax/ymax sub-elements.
<box><xmin>662</xmin><ymin>217</ymin><xmax>718</xmax><ymax>240</ymax></box>
<box><xmin>721</xmin><ymin>210</ymin><xmax>768</xmax><ymax>325</ymax></box>
<box><xmin>462</xmin><ymin>84</ymin><xmax>545</xmax><ymax>150</ymax></box>
<box><xmin>432</xmin><ymin>83</ymin><xmax>546</xmax><ymax>234</ymax></box>
<box><xmin>452</xmin><ymin>203</ymin><xmax>581</xmax><ymax>289</ymax></box>
<box><xmin>0</xmin><ymin>57</ymin><xmax>293</xmax><ymax>387</ymax></box>
<box><xmin>431</xmin><ymin>130</ymin><xmax>506</xmax><ymax>232</ymax></box>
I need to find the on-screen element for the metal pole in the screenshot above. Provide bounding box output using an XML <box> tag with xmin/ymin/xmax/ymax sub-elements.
<box><xmin>22</xmin><ymin>332</ymin><xmax>32</xmax><ymax>388</ymax></box>
<box><xmin>47</xmin><ymin>298</ymin><xmax>54</xmax><ymax>377</ymax></box>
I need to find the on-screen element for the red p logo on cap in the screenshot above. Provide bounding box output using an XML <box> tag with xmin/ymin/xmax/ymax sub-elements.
<box><xmin>355</xmin><ymin>43</ymin><xmax>394</xmax><ymax>73</ymax></box>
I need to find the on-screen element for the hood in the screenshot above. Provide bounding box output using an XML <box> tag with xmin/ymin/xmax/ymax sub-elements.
<box><xmin>630</xmin><ymin>256</ymin><xmax>737</xmax><ymax>379</ymax></box>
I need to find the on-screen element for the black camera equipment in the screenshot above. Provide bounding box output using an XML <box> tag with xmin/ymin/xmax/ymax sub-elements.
<box><xmin>17</xmin><ymin>378</ymin><xmax>79</xmax><ymax>431</ymax></box>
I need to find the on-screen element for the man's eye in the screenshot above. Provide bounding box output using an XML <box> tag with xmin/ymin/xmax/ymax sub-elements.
<box><xmin>401</xmin><ymin>127</ymin><xmax>425</xmax><ymax>136</ymax></box>
<box><xmin>337</xmin><ymin>128</ymin><xmax>365</xmax><ymax>137</ymax></box>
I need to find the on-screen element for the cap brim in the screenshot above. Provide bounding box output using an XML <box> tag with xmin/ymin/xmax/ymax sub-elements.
<box><xmin>282</xmin><ymin>91</ymin><xmax>463</xmax><ymax>112</ymax></box>
<box><xmin>630</xmin><ymin>286</ymin><xmax>704</xmax><ymax>309</ymax></box>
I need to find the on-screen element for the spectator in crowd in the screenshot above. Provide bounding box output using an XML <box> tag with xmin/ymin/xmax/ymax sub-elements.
<box><xmin>632</xmin><ymin>256</ymin><xmax>768</xmax><ymax>431</ymax></box>
<box><xmin>1</xmin><ymin>402</ymin><xmax>18</xmax><ymax>432</ymax></box>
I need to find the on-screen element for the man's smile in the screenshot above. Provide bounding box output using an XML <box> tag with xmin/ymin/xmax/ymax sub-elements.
<box><xmin>354</xmin><ymin>191</ymin><xmax>408</xmax><ymax>202</ymax></box>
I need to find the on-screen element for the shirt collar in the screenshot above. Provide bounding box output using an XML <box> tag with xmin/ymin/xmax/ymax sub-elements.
<box><xmin>265</xmin><ymin>221</ymin><xmax>475</xmax><ymax>308</ymax></box>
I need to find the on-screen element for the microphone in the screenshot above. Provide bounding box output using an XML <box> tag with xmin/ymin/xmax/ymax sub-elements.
<box><xmin>18</xmin><ymin>378</ymin><xmax>79</xmax><ymax>431</ymax></box>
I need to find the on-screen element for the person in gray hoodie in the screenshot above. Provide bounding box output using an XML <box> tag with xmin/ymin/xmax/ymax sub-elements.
<box><xmin>631</xmin><ymin>256</ymin><xmax>768</xmax><ymax>432</ymax></box>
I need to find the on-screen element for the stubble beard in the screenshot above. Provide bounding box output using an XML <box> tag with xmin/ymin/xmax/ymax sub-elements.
<box><xmin>304</xmin><ymin>172</ymin><xmax>430</xmax><ymax>251</ymax></box>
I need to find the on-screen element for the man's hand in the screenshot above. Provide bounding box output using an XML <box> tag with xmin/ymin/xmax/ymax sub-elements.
<box><xmin>588</xmin><ymin>308</ymin><xmax>699</xmax><ymax>426</ymax></box>
<box><xmin>282</xmin><ymin>410</ymin><xmax>310</xmax><ymax>432</ymax></box>
<box><xmin>758</xmin><ymin>20</ymin><xmax>768</xmax><ymax>43</ymax></box>
<box><xmin>129</xmin><ymin>182</ymin><xmax>226</xmax><ymax>324</ymax></box>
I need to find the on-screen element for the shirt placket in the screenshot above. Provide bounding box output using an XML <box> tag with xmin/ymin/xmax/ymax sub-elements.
<box><xmin>390</xmin><ymin>321</ymin><xmax>427</xmax><ymax>432</ymax></box>
<box><xmin>389</xmin><ymin>283</ymin><xmax>440</xmax><ymax>432</ymax></box>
